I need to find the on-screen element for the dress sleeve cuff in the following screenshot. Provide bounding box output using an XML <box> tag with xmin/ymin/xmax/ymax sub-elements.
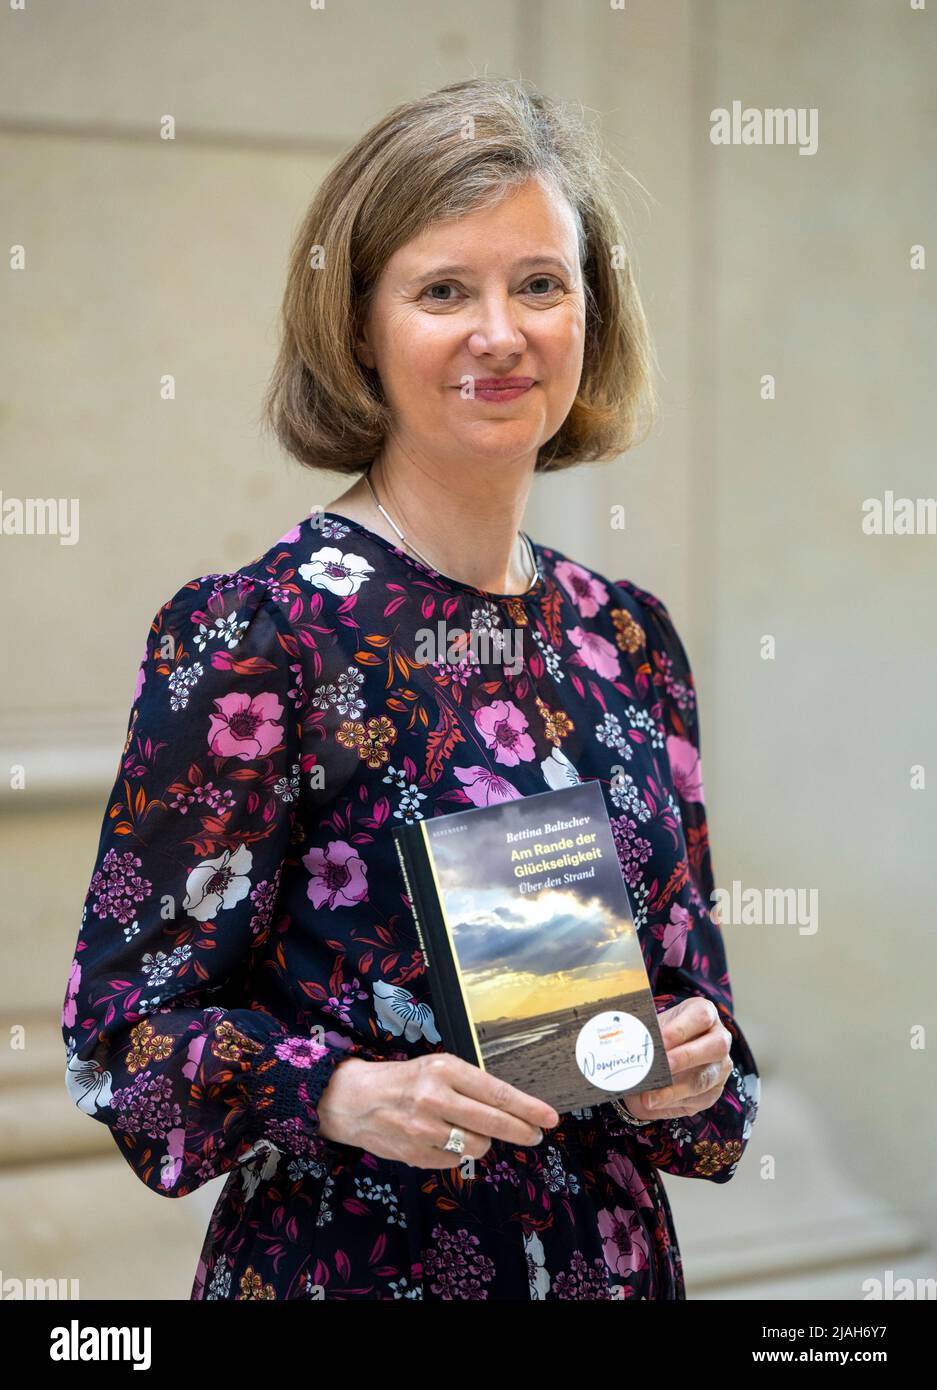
<box><xmin>247</xmin><ymin>1037</ymin><xmax>390</xmax><ymax>1164</ymax></box>
<box><xmin>248</xmin><ymin>1038</ymin><xmax>353</xmax><ymax>1159</ymax></box>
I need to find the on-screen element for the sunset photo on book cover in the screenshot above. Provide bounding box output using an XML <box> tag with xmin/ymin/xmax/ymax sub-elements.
<box><xmin>416</xmin><ymin>781</ymin><xmax>672</xmax><ymax>1112</ymax></box>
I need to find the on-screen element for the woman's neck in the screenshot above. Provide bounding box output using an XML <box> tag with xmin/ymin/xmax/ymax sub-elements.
<box><xmin>326</xmin><ymin>453</ymin><xmax>537</xmax><ymax>595</ymax></box>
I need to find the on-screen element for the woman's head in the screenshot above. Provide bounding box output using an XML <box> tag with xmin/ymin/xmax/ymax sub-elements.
<box><xmin>261</xmin><ymin>76</ymin><xmax>658</xmax><ymax>477</ymax></box>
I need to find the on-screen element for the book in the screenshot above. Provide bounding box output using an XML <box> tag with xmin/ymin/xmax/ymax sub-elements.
<box><xmin>392</xmin><ymin>778</ymin><xmax>672</xmax><ymax>1116</ymax></box>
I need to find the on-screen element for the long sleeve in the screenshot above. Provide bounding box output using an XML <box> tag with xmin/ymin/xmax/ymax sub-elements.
<box><xmin>61</xmin><ymin>573</ymin><xmax>380</xmax><ymax>1198</ymax></box>
<box><xmin>592</xmin><ymin>580</ymin><xmax>761</xmax><ymax>1182</ymax></box>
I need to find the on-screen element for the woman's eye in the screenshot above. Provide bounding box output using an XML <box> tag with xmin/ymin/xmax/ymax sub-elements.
<box><xmin>422</xmin><ymin>283</ymin><xmax>461</xmax><ymax>303</ymax></box>
<box><xmin>525</xmin><ymin>276</ymin><xmax>564</xmax><ymax>296</ymax></box>
<box><xmin>420</xmin><ymin>275</ymin><xmax>565</xmax><ymax>305</ymax></box>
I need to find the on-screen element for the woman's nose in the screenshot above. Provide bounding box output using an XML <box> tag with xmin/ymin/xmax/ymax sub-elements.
<box><xmin>469</xmin><ymin>296</ymin><xmax>527</xmax><ymax>356</ymax></box>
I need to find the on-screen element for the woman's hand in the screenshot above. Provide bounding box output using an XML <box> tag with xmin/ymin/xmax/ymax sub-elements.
<box><xmin>316</xmin><ymin>1052</ymin><xmax>561</xmax><ymax>1168</ymax></box>
<box><xmin>622</xmin><ymin>997</ymin><xmax>733</xmax><ymax>1122</ymax></box>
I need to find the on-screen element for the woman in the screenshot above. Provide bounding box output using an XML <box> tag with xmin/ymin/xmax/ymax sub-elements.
<box><xmin>62</xmin><ymin>76</ymin><xmax>759</xmax><ymax>1301</ymax></box>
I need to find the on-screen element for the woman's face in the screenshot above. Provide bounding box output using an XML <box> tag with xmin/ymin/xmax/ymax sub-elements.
<box><xmin>356</xmin><ymin>176</ymin><xmax>586</xmax><ymax>471</ymax></box>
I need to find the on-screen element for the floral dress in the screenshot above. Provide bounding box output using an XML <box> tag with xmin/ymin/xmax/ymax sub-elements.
<box><xmin>61</xmin><ymin>508</ymin><xmax>760</xmax><ymax>1301</ymax></box>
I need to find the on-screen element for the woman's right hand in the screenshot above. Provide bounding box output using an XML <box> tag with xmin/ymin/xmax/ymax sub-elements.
<box><xmin>315</xmin><ymin>1053</ymin><xmax>561</xmax><ymax>1168</ymax></box>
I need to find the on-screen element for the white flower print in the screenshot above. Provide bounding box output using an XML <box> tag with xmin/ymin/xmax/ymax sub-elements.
<box><xmin>353</xmin><ymin>1176</ymin><xmax>407</xmax><ymax>1226</ymax></box>
<box><xmin>609</xmin><ymin>768</ymin><xmax>651</xmax><ymax>823</ymax></box>
<box><xmin>286</xmin><ymin>1153</ymin><xmax>330</xmax><ymax>1184</ymax></box>
<box><xmin>65</xmin><ymin>1047</ymin><xmax>113</xmax><ymax>1115</ymax></box>
<box><xmin>372</xmin><ymin>980</ymin><xmax>441</xmax><ymax>1044</ymax></box>
<box><xmin>274</xmin><ymin>763</ymin><xmax>301</xmax><ymax>803</ymax></box>
<box><xmin>541</xmin><ymin>746</ymin><xmax>582</xmax><ymax>791</ymax></box>
<box><xmin>206</xmin><ymin>1262</ymin><xmax>232</xmax><ymax>1300</ymax></box>
<box><xmin>168</xmin><ymin>661</ymin><xmax>204</xmax><ymax>711</ymax></box>
<box><xmin>215</xmin><ymin>614</ymin><xmax>250</xmax><ymax>649</ymax></box>
<box><xmin>382</xmin><ymin>765</ymin><xmax>427</xmax><ymax>822</ymax></box>
<box><xmin>628</xmin><ymin>879</ymin><xmax>650</xmax><ymax>934</ymax></box>
<box><xmin>140</xmin><ymin>944</ymin><xmax>192</xmax><ymax>988</ymax></box>
<box><xmin>311</xmin><ymin>664</ymin><xmax>366</xmax><ymax>718</ymax></box>
<box><xmin>192</xmin><ymin>614</ymin><xmax>249</xmax><ymax>653</ymax></box>
<box><xmin>314</xmin><ymin>517</ymin><xmax>352</xmax><ymax>542</ymax></box>
<box><xmin>387</xmin><ymin>1278</ymin><xmax>423</xmax><ymax>1300</ymax></box>
<box><xmin>530</xmin><ymin>628</ymin><xmax>563</xmax><ymax>679</ymax></box>
<box><xmin>182</xmin><ymin>845</ymin><xmax>253</xmax><ymax>921</ymax></box>
<box><xmin>315</xmin><ymin>1172</ymin><xmax>336</xmax><ymax>1227</ymax></box>
<box><xmin>524</xmin><ymin>1229</ymin><xmax>552</xmax><ymax>1300</ymax></box>
<box><xmin>469</xmin><ymin>602</ymin><xmax>504</xmax><ymax>633</ymax></box>
<box><xmin>595</xmin><ymin>711</ymin><xmax>632</xmax><ymax>761</ymax></box>
<box><xmin>237</xmin><ymin>1140</ymin><xmax>282</xmax><ymax>1200</ymax></box>
<box><xmin>623</xmin><ymin>703</ymin><xmax>665</xmax><ymax>750</ymax></box>
<box><xmin>298</xmin><ymin>546</ymin><xmax>374</xmax><ymax>597</ymax></box>
<box><xmin>543</xmin><ymin>1144</ymin><xmax>581</xmax><ymax>1196</ymax></box>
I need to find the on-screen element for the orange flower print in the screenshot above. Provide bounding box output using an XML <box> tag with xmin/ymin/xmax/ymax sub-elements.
<box><xmin>535</xmin><ymin>695</ymin><xmax>574</xmax><ymax>747</ymax></box>
<box><xmin>125</xmin><ymin>1019</ymin><xmax>173</xmax><ymax>1075</ymax></box>
<box><xmin>238</xmin><ymin>1265</ymin><xmax>276</xmax><ymax>1299</ymax></box>
<box><xmin>336</xmin><ymin>714</ymin><xmax>398</xmax><ymax>768</ymax></box>
<box><xmin>692</xmin><ymin>1139</ymin><xmax>743</xmax><ymax>1177</ymax></box>
<box><xmin>211</xmin><ymin>1020</ymin><xmax>265</xmax><ymax>1063</ymax></box>
<box><xmin>610</xmin><ymin>606</ymin><xmax>646</xmax><ymax>655</ymax></box>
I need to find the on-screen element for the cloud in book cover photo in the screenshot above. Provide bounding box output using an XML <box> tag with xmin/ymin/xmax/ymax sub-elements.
<box><xmin>423</xmin><ymin>781</ymin><xmax>671</xmax><ymax>1107</ymax></box>
<box><xmin>444</xmin><ymin>885</ymin><xmax>664</xmax><ymax>1101</ymax></box>
<box><xmin>448</xmin><ymin>889</ymin><xmax>647</xmax><ymax>1029</ymax></box>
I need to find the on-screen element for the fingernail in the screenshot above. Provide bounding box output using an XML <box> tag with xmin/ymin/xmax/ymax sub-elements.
<box><xmin>533</xmin><ymin>1128</ymin><xmax>543</xmax><ymax>1144</ymax></box>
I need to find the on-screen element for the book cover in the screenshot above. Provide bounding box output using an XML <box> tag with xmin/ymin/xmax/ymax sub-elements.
<box><xmin>392</xmin><ymin>778</ymin><xmax>672</xmax><ymax>1115</ymax></box>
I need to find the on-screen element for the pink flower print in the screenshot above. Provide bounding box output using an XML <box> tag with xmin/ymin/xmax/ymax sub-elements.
<box><xmin>474</xmin><ymin>700</ymin><xmax>536</xmax><ymax>767</ymax></box>
<box><xmin>453</xmin><ymin>766</ymin><xmax>523</xmax><ymax>807</ymax></box>
<box><xmin>89</xmin><ymin>847</ymin><xmax>152</xmax><ymax>924</ymax></box>
<box><xmin>603</xmin><ymin>1150</ymin><xmax>655</xmax><ymax>1210</ymax></box>
<box><xmin>666</xmin><ymin>734</ymin><xmax>704</xmax><ymax>802</ymax></box>
<box><xmin>554</xmin><ymin>560</ymin><xmax>609</xmax><ymax>618</ymax></box>
<box><xmin>597</xmin><ymin>1205</ymin><xmax>650</xmax><ymax>1278</ymax></box>
<box><xmin>183</xmin><ymin>1033</ymin><xmax>207</xmax><ymax>1083</ymax></box>
<box><xmin>276</xmin><ymin>523</ymin><xmax>302</xmax><ymax>545</ymax></box>
<box><xmin>62</xmin><ymin>958</ymin><xmax>81</xmax><ymax>1029</ymax></box>
<box><xmin>303</xmin><ymin>840</ymin><xmax>368</xmax><ymax>910</ymax></box>
<box><xmin>274</xmin><ymin>1037</ymin><xmax>330</xmax><ymax>1068</ymax></box>
<box><xmin>160</xmin><ymin>1126</ymin><xmax>186</xmax><ymax>1191</ymax></box>
<box><xmin>567</xmin><ymin>627</ymin><xmax>620</xmax><ymax>680</ymax></box>
<box><xmin>661</xmin><ymin>903</ymin><xmax>689</xmax><ymax>967</ymax></box>
<box><xmin>207</xmin><ymin>691</ymin><xmax>285</xmax><ymax>761</ymax></box>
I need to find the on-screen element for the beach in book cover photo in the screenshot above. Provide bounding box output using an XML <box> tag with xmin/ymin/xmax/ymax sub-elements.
<box><xmin>413</xmin><ymin>780</ymin><xmax>672</xmax><ymax>1113</ymax></box>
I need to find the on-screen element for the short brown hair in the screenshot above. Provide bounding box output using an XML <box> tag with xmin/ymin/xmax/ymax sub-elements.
<box><xmin>260</xmin><ymin>76</ymin><xmax>659</xmax><ymax>476</ymax></box>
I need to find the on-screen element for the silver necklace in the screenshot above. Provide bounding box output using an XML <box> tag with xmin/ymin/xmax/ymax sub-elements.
<box><xmin>363</xmin><ymin>468</ymin><xmax>538</xmax><ymax>594</ymax></box>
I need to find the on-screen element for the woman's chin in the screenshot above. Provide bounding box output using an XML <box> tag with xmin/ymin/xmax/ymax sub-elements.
<box><xmin>444</xmin><ymin>422</ymin><xmax>547</xmax><ymax>463</ymax></box>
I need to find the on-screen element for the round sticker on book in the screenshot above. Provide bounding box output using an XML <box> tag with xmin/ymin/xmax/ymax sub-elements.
<box><xmin>575</xmin><ymin>1010</ymin><xmax>654</xmax><ymax>1090</ymax></box>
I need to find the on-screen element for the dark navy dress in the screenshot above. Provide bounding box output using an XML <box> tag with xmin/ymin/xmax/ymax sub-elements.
<box><xmin>61</xmin><ymin>509</ymin><xmax>760</xmax><ymax>1300</ymax></box>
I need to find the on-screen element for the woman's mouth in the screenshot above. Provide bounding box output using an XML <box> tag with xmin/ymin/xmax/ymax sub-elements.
<box><xmin>469</xmin><ymin>377</ymin><xmax>536</xmax><ymax>403</ymax></box>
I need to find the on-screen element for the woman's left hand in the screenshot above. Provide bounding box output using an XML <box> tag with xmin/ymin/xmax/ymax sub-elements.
<box><xmin>623</xmin><ymin>997</ymin><xmax>734</xmax><ymax>1122</ymax></box>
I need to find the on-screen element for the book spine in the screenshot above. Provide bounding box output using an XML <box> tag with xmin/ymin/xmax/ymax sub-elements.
<box><xmin>393</xmin><ymin>835</ymin><xmax>430</xmax><ymax>973</ymax></box>
<box><xmin>392</xmin><ymin>831</ymin><xmax>459</xmax><ymax>1053</ymax></box>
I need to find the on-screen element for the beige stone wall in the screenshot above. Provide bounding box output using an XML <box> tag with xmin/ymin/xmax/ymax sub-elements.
<box><xmin>1</xmin><ymin>1</ymin><xmax>934</xmax><ymax>1299</ymax></box>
